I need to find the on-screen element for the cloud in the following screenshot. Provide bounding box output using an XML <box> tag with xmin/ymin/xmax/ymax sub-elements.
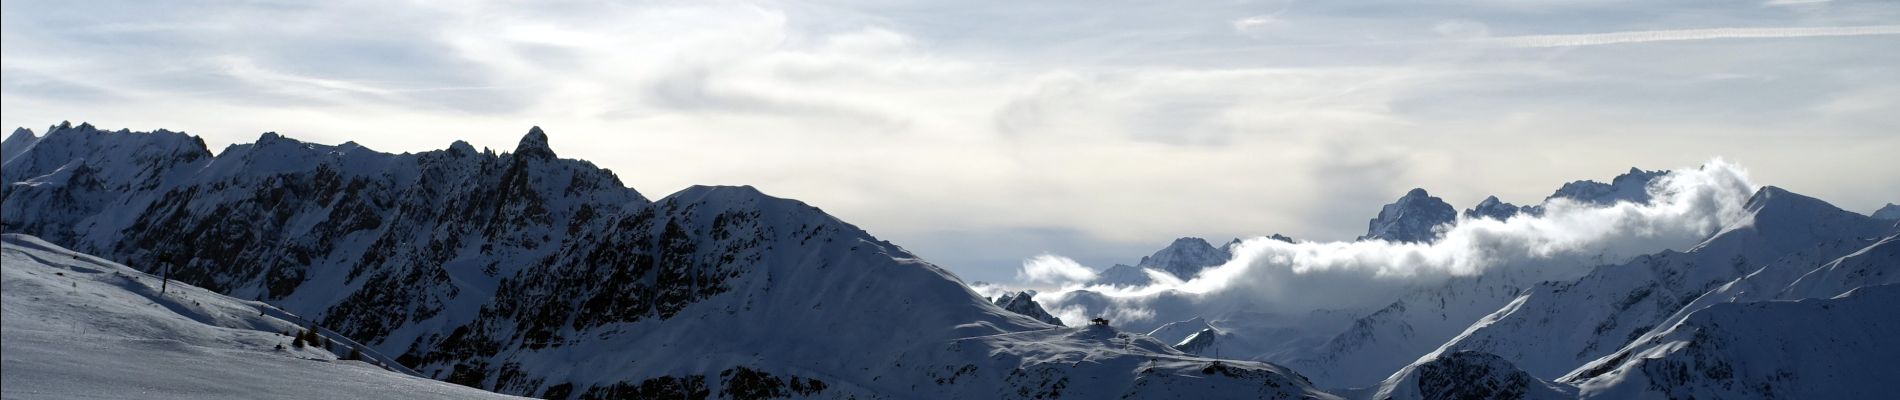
<box><xmin>1233</xmin><ymin>15</ymin><xmax>1279</xmax><ymax>31</ymax></box>
<box><xmin>1432</xmin><ymin>20</ymin><xmax>1490</xmax><ymax>39</ymax></box>
<box><xmin>1036</xmin><ymin>160</ymin><xmax>1759</xmax><ymax>330</ymax></box>
<box><xmin>1017</xmin><ymin>254</ymin><xmax>1099</xmax><ymax>285</ymax></box>
<box><xmin>1764</xmin><ymin>0</ymin><xmax>1831</xmax><ymax>6</ymax></box>
<box><xmin>1484</xmin><ymin>25</ymin><xmax>1900</xmax><ymax>48</ymax></box>
<box><xmin>3</xmin><ymin>0</ymin><xmax>1898</xmax><ymax>284</ymax></box>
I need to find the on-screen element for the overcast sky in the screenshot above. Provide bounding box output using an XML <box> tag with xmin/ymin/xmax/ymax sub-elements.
<box><xmin>4</xmin><ymin>0</ymin><xmax>1897</xmax><ymax>283</ymax></box>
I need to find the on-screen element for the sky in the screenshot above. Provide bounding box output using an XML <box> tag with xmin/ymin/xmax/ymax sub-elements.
<box><xmin>3</xmin><ymin>0</ymin><xmax>1897</xmax><ymax>284</ymax></box>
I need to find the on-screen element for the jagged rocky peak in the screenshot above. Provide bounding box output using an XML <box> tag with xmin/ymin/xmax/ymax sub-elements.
<box><xmin>447</xmin><ymin>139</ymin><xmax>477</xmax><ymax>155</ymax></box>
<box><xmin>1361</xmin><ymin>188</ymin><xmax>1457</xmax><ymax>244</ymax></box>
<box><xmin>6</xmin><ymin>126</ymin><xmax>34</xmax><ymax>140</ymax></box>
<box><xmin>1464</xmin><ymin>195</ymin><xmax>1523</xmax><ymax>221</ymax></box>
<box><xmin>1137</xmin><ymin>237</ymin><xmax>1231</xmax><ymax>280</ymax></box>
<box><xmin>258</xmin><ymin>131</ymin><xmax>291</xmax><ymax>144</ymax></box>
<box><xmin>1545</xmin><ymin>167</ymin><xmax>1665</xmax><ymax>205</ymax></box>
<box><xmin>1871</xmin><ymin>203</ymin><xmax>1900</xmax><ymax>221</ymax></box>
<box><xmin>994</xmin><ymin>290</ymin><xmax>1065</xmax><ymax>326</ymax></box>
<box><xmin>2</xmin><ymin>127</ymin><xmax>41</xmax><ymax>165</ymax></box>
<box><xmin>514</xmin><ymin>126</ymin><xmax>555</xmax><ymax>159</ymax></box>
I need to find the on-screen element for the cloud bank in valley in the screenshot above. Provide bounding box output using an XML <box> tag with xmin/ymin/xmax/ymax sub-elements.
<box><xmin>1034</xmin><ymin>160</ymin><xmax>1759</xmax><ymax>327</ymax></box>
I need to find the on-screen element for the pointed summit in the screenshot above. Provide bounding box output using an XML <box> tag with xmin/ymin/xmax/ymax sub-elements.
<box><xmin>1464</xmin><ymin>195</ymin><xmax>1523</xmax><ymax>221</ymax></box>
<box><xmin>1137</xmin><ymin>237</ymin><xmax>1230</xmax><ymax>280</ymax></box>
<box><xmin>3</xmin><ymin>127</ymin><xmax>40</xmax><ymax>165</ymax></box>
<box><xmin>515</xmin><ymin>126</ymin><xmax>555</xmax><ymax>159</ymax></box>
<box><xmin>6</xmin><ymin>127</ymin><xmax>33</xmax><ymax>142</ymax></box>
<box><xmin>1362</xmin><ymin>188</ymin><xmax>1457</xmax><ymax>243</ymax></box>
<box><xmin>1872</xmin><ymin>203</ymin><xmax>1900</xmax><ymax>221</ymax></box>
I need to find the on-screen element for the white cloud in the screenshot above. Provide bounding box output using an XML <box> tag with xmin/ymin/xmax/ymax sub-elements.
<box><xmin>1038</xmin><ymin>160</ymin><xmax>1759</xmax><ymax>324</ymax></box>
<box><xmin>1432</xmin><ymin>19</ymin><xmax>1490</xmax><ymax>39</ymax></box>
<box><xmin>1233</xmin><ymin>15</ymin><xmax>1279</xmax><ymax>31</ymax></box>
<box><xmin>1017</xmin><ymin>254</ymin><xmax>1099</xmax><ymax>285</ymax></box>
<box><xmin>1764</xmin><ymin>0</ymin><xmax>1831</xmax><ymax>7</ymax></box>
<box><xmin>1484</xmin><ymin>25</ymin><xmax>1900</xmax><ymax>48</ymax></box>
<box><xmin>2</xmin><ymin>0</ymin><xmax>1897</xmax><ymax>284</ymax></box>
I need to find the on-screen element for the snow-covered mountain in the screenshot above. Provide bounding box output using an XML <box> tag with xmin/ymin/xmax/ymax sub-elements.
<box><xmin>1359</xmin><ymin>188</ymin><xmax>1456</xmax><ymax>243</ymax></box>
<box><xmin>8</xmin><ymin>123</ymin><xmax>1893</xmax><ymax>399</ymax></box>
<box><xmin>1088</xmin><ymin>236</ymin><xmax>1273</xmax><ymax>288</ymax></box>
<box><xmin>1</xmin><ymin>234</ymin><xmax>526</xmax><ymax>400</ymax></box>
<box><xmin>1089</xmin><ymin>263</ymin><xmax>1159</xmax><ymax>287</ymax></box>
<box><xmin>1</xmin><ymin>127</ymin><xmax>39</xmax><ymax>164</ymax></box>
<box><xmin>1874</xmin><ymin>203</ymin><xmax>1900</xmax><ymax>220</ymax></box>
<box><xmin>1283</xmin><ymin>275</ymin><xmax>1528</xmax><ymax>389</ymax></box>
<box><xmin>1368</xmin><ymin>351</ymin><xmax>1574</xmax><ymax>400</ymax></box>
<box><xmin>1134</xmin><ymin>237</ymin><xmax>1232</xmax><ymax>280</ymax></box>
<box><xmin>1270</xmin><ymin>167</ymin><xmax>1686</xmax><ymax>391</ymax></box>
<box><xmin>1567</xmin><ymin>284</ymin><xmax>1900</xmax><ymax>399</ymax></box>
<box><xmin>1411</xmin><ymin>186</ymin><xmax>1895</xmax><ymax>382</ymax></box>
<box><xmin>1546</xmin><ymin>168</ymin><xmax>1666</xmax><ymax>206</ymax></box>
<box><xmin>1462</xmin><ymin>196</ymin><xmax>1523</xmax><ymax>221</ymax></box>
<box><xmin>0</xmin><ymin>124</ymin><xmax>1335</xmax><ymax>399</ymax></box>
<box><xmin>1475</xmin><ymin>167</ymin><xmax>1669</xmax><ymax>219</ymax></box>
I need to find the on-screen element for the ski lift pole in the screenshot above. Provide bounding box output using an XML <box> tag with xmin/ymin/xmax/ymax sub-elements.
<box><xmin>158</xmin><ymin>251</ymin><xmax>172</xmax><ymax>296</ymax></box>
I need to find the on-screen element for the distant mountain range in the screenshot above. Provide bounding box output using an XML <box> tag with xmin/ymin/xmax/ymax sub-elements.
<box><xmin>3</xmin><ymin>122</ymin><xmax>1893</xmax><ymax>399</ymax></box>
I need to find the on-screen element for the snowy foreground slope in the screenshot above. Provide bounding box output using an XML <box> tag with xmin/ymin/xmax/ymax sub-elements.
<box><xmin>1</xmin><ymin>124</ymin><xmax>1335</xmax><ymax>399</ymax></box>
<box><xmin>1</xmin><ymin>234</ymin><xmax>525</xmax><ymax>400</ymax></box>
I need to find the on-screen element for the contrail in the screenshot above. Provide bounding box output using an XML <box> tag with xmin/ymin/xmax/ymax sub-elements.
<box><xmin>1486</xmin><ymin>25</ymin><xmax>1900</xmax><ymax>48</ymax></box>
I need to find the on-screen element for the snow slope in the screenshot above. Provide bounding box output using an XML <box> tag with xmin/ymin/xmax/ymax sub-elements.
<box><xmin>1283</xmin><ymin>274</ymin><xmax>1527</xmax><ymax>389</ymax></box>
<box><xmin>1</xmin><ymin>127</ymin><xmax>38</xmax><ymax>164</ymax></box>
<box><xmin>1566</xmin><ymin>284</ymin><xmax>1900</xmax><ymax>399</ymax></box>
<box><xmin>1</xmin><ymin>234</ymin><xmax>524</xmax><ymax>400</ymax></box>
<box><xmin>1413</xmin><ymin>186</ymin><xmax>1894</xmax><ymax>380</ymax></box>
<box><xmin>1368</xmin><ymin>351</ymin><xmax>1573</xmax><ymax>400</ymax></box>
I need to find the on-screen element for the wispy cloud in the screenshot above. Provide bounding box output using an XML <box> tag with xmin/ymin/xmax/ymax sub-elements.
<box><xmin>3</xmin><ymin>0</ymin><xmax>1898</xmax><ymax>283</ymax></box>
<box><xmin>1485</xmin><ymin>25</ymin><xmax>1900</xmax><ymax>48</ymax></box>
